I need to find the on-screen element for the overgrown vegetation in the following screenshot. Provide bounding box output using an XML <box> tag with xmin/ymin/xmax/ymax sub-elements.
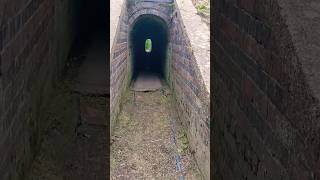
<box><xmin>145</xmin><ymin>38</ymin><xmax>152</xmax><ymax>53</ymax></box>
<box><xmin>177</xmin><ymin>132</ymin><xmax>189</xmax><ymax>154</ymax></box>
<box><xmin>195</xmin><ymin>1</ymin><xmax>209</xmax><ymax>16</ymax></box>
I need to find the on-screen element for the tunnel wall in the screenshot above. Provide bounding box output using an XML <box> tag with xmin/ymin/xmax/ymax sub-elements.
<box><xmin>110</xmin><ymin>1</ymin><xmax>130</xmax><ymax>133</ymax></box>
<box><xmin>213</xmin><ymin>0</ymin><xmax>320</xmax><ymax>179</ymax></box>
<box><xmin>169</xmin><ymin>1</ymin><xmax>210</xmax><ymax>178</ymax></box>
<box><xmin>0</xmin><ymin>0</ymin><xmax>78</xmax><ymax>179</ymax></box>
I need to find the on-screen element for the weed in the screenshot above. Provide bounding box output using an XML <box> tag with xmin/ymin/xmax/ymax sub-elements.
<box><xmin>196</xmin><ymin>1</ymin><xmax>209</xmax><ymax>15</ymax></box>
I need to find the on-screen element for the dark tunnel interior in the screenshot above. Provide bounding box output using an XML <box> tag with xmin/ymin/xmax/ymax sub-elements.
<box><xmin>130</xmin><ymin>15</ymin><xmax>169</xmax><ymax>81</ymax></box>
<box><xmin>78</xmin><ymin>0</ymin><xmax>106</xmax><ymax>36</ymax></box>
<box><xmin>73</xmin><ymin>0</ymin><xmax>107</xmax><ymax>51</ymax></box>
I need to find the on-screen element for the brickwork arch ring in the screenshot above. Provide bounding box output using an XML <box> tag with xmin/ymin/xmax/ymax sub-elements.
<box><xmin>128</xmin><ymin>9</ymin><xmax>170</xmax><ymax>30</ymax></box>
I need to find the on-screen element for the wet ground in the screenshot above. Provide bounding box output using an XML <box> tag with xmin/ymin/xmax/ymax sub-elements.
<box><xmin>111</xmin><ymin>85</ymin><xmax>203</xmax><ymax>179</ymax></box>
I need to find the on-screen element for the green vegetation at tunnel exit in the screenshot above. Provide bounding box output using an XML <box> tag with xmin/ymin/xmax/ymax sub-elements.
<box><xmin>145</xmin><ymin>38</ymin><xmax>152</xmax><ymax>53</ymax></box>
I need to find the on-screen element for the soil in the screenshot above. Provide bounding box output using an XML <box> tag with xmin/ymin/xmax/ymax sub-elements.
<box><xmin>111</xmin><ymin>86</ymin><xmax>203</xmax><ymax>179</ymax></box>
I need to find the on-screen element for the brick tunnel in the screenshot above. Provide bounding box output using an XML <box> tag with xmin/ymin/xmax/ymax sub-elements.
<box><xmin>110</xmin><ymin>0</ymin><xmax>210</xmax><ymax>178</ymax></box>
<box><xmin>130</xmin><ymin>14</ymin><xmax>168</xmax><ymax>80</ymax></box>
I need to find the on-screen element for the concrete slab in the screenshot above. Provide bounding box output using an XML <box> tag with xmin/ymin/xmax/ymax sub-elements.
<box><xmin>132</xmin><ymin>73</ymin><xmax>163</xmax><ymax>92</ymax></box>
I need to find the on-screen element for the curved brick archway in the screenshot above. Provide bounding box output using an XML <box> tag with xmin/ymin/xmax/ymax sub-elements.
<box><xmin>127</xmin><ymin>0</ymin><xmax>171</xmax><ymax>27</ymax></box>
<box><xmin>129</xmin><ymin>14</ymin><xmax>169</xmax><ymax>79</ymax></box>
<box><xmin>128</xmin><ymin>10</ymin><xmax>170</xmax><ymax>27</ymax></box>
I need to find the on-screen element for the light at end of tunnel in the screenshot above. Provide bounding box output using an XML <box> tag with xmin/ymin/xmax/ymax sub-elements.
<box><xmin>145</xmin><ymin>39</ymin><xmax>152</xmax><ymax>53</ymax></box>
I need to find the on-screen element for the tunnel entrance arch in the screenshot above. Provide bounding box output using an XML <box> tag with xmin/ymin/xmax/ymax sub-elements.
<box><xmin>129</xmin><ymin>14</ymin><xmax>169</xmax><ymax>84</ymax></box>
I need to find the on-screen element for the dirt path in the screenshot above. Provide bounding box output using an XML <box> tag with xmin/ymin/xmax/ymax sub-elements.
<box><xmin>25</xmin><ymin>55</ymin><xmax>109</xmax><ymax>180</ymax></box>
<box><xmin>111</xmin><ymin>87</ymin><xmax>202</xmax><ymax>179</ymax></box>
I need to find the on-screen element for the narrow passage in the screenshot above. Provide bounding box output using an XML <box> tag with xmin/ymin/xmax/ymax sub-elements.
<box><xmin>26</xmin><ymin>29</ymin><xmax>108</xmax><ymax>180</ymax></box>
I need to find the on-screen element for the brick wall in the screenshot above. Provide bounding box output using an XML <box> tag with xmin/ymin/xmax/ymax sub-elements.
<box><xmin>169</xmin><ymin>1</ymin><xmax>210</xmax><ymax>178</ymax></box>
<box><xmin>110</xmin><ymin>1</ymin><xmax>129</xmax><ymax>133</ymax></box>
<box><xmin>213</xmin><ymin>0</ymin><xmax>320</xmax><ymax>179</ymax></box>
<box><xmin>0</xmin><ymin>0</ymin><xmax>78</xmax><ymax>179</ymax></box>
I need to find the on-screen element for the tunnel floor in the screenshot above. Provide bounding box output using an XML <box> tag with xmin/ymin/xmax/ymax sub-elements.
<box><xmin>132</xmin><ymin>72</ymin><xmax>163</xmax><ymax>92</ymax></box>
<box><xmin>26</xmin><ymin>30</ymin><xmax>108</xmax><ymax>179</ymax></box>
<box><xmin>74</xmin><ymin>28</ymin><xmax>108</xmax><ymax>95</ymax></box>
<box><xmin>111</xmin><ymin>87</ymin><xmax>202</xmax><ymax>179</ymax></box>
